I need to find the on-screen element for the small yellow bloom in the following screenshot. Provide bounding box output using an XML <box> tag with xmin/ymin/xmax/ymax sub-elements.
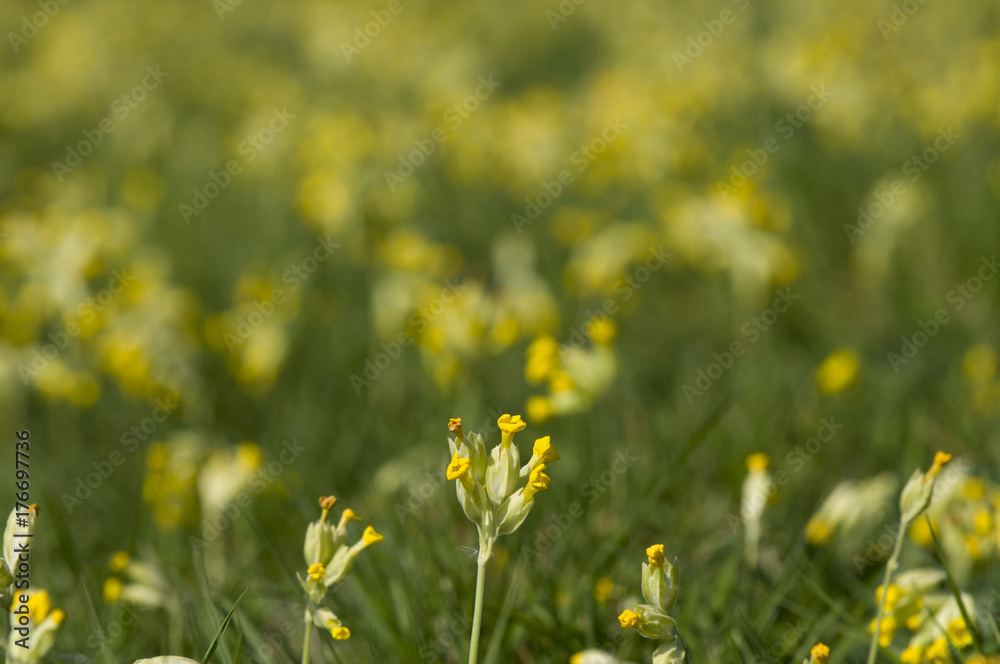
<box><xmin>588</xmin><ymin>318</ymin><xmax>617</xmax><ymax>347</ymax></box>
<box><xmin>947</xmin><ymin>616</ymin><xmax>973</xmax><ymax>648</ymax></box>
<box><xmin>805</xmin><ymin>518</ymin><xmax>832</xmax><ymax>545</ymax></box>
<box><xmin>928</xmin><ymin>452</ymin><xmax>952</xmax><ymax>480</ymax></box>
<box><xmin>498</xmin><ymin>414</ymin><xmax>527</xmax><ymax>435</ymax></box>
<box><xmin>341</xmin><ymin>508</ymin><xmax>360</xmax><ymax>522</ymax></box>
<box><xmin>525</xmin><ymin>337</ymin><xmax>560</xmax><ymax>383</ymax></box>
<box><xmin>109</xmin><ymin>551</ymin><xmax>130</xmax><ymax>573</ymax></box>
<box><xmin>809</xmin><ymin>643</ymin><xmax>830</xmax><ymax>664</ymax></box>
<box><xmin>329</xmin><ymin>624</ymin><xmax>350</xmax><ymax>640</ymax></box>
<box><xmin>900</xmin><ymin>646</ymin><xmax>924</xmax><ymax>664</ymax></box>
<box><xmin>103</xmin><ymin>577</ymin><xmax>122</xmax><ymax>604</ymax></box>
<box><xmin>875</xmin><ymin>584</ymin><xmax>904</xmax><ymax>612</ymax></box>
<box><xmin>909</xmin><ymin>518</ymin><xmax>934</xmax><ymax>546</ymax></box>
<box><xmin>523</xmin><ymin>464</ymin><xmax>551</xmax><ymax>500</ymax></box>
<box><xmin>319</xmin><ymin>495</ymin><xmax>338</xmax><ymax>511</ymax></box>
<box><xmin>924</xmin><ymin>638</ymin><xmax>950</xmax><ymax>664</ymax></box>
<box><xmin>308</xmin><ymin>563</ymin><xmax>326</xmax><ymax>580</ymax></box>
<box><xmin>362</xmin><ymin>526</ymin><xmax>384</xmax><ymax>545</ymax></box>
<box><xmin>618</xmin><ymin>609</ymin><xmax>642</xmax><ymax>628</ymax></box>
<box><xmin>593</xmin><ymin>576</ymin><xmax>614</xmax><ymax>603</ymax></box>
<box><xmin>533</xmin><ymin>436</ymin><xmax>559</xmax><ymax>463</ymax></box>
<box><xmin>974</xmin><ymin>508</ymin><xmax>993</xmax><ymax>536</ymax></box>
<box><xmin>26</xmin><ymin>591</ymin><xmax>51</xmax><ymax>623</ymax></box>
<box><xmin>526</xmin><ymin>395</ymin><xmax>555</xmax><ymax>423</ymax></box>
<box><xmin>448</xmin><ymin>418</ymin><xmax>464</xmax><ymax>440</ymax></box>
<box><xmin>50</xmin><ymin>608</ymin><xmax>66</xmax><ymax>625</ymax></box>
<box><xmin>963</xmin><ymin>478</ymin><xmax>986</xmax><ymax>500</ymax></box>
<box><xmin>446</xmin><ymin>452</ymin><xmax>471</xmax><ymax>481</ymax></box>
<box><xmin>816</xmin><ymin>348</ymin><xmax>860</xmax><ymax>394</ymax></box>
<box><xmin>548</xmin><ymin>370</ymin><xmax>576</xmax><ymax>393</ymax></box>
<box><xmin>745</xmin><ymin>453</ymin><xmax>770</xmax><ymax>472</ymax></box>
<box><xmin>646</xmin><ymin>544</ymin><xmax>665</xmax><ymax>569</ymax></box>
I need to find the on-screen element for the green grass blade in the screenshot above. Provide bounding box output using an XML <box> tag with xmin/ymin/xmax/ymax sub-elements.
<box><xmin>202</xmin><ymin>586</ymin><xmax>251</xmax><ymax>664</ymax></box>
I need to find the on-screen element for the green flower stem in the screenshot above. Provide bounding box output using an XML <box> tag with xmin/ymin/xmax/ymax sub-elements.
<box><xmin>468</xmin><ymin>558</ymin><xmax>488</xmax><ymax>664</ymax></box>
<box><xmin>302</xmin><ymin>617</ymin><xmax>313</xmax><ymax>664</ymax></box>
<box><xmin>867</xmin><ymin>517</ymin><xmax>907</xmax><ymax>664</ymax></box>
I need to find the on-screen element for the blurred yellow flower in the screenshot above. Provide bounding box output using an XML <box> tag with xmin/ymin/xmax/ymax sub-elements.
<box><xmin>816</xmin><ymin>348</ymin><xmax>860</xmax><ymax>394</ymax></box>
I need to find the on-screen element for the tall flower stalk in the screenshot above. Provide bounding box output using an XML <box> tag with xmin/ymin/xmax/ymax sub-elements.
<box><xmin>445</xmin><ymin>416</ymin><xmax>559</xmax><ymax>664</ymax></box>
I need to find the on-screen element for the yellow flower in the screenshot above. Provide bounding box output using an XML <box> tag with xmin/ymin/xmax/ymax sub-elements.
<box><xmin>103</xmin><ymin>577</ymin><xmax>122</xmax><ymax>604</ymax></box>
<box><xmin>973</xmin><ymin>508</ymin><xmax>993</xmax><ymax>536</ymax></box>
<box><xmin>618</xmin><ymin>609</ymin><xmax>642</xmax><ymax>628</ymax></box>
<box><xmin>924</xmin><ymin>638</ymin><xmax>951</xmax><ymax>664</ymax></box>
<box><xmin>901</xmin><ymin>646</ymin><xmax>924</xmax><ymax>664</ymax></box>
<box><xmin>928</xmin><ymin>452</ymin><xmax>952</xmax><ymax>480</ymax></box>
<box><xmin>963</xmin><ymin>478</ymin><xmax>986</xmax><ymax>500</ymax></box>
<box><xmin>498</xmin><ymin>414</ymin><xmax>527</xmax><ymax>449</ymax></box>
<box><xmin>448</xmin><ymin>417</ymin><xmax>464</xmax><ymax>440</ymax></box>
<box><xmin>947</xmin><ymin>617</ymin><xmax>973</xmax><ymax>648</ymax></box>
<box><xmin>875</xmin><ymin>584</ymin><xmax>904</xmax><ymax>612</ymax></box>
<box><xmin>805</xmin><ymin>518</ymin><xmax>832</xmax><ymax>545</ymax></box>
<box><xmin>533</xmin><ymin>436</ymin><xmax>559</xmax><ymax>463</ymax></box>
<box><xmin>362</xmin><ymin>526</ymin><xmax>384</xmax><ymax>545</ymax></box>
<box><xmin>308</xmin><ymin>563</ymin><xmax>326</xmax><ymax>580</ymax></box>
<box><xmin>809</xmin><ymin>643</ymin><xmax>830</xmax><ymax>664</ymax></box>
<box><xmin>593</xmin><ymin>576</ymin><xmax>614</xmax><ymax>603</ymax></box>
<box><xmin>963</xmin><ymin>344</ymin><xmax>997</xmax><ymax>383</ymax></box>
<box><xmin>525</xmin><ymin>337</ymin><xmax>560</xmax><ymax>383</ymax></box>
<box><xmin>328</xmin><ymin>623</ymin><xmax>350</xmax><ymax>640</ymax></box>
<box><xmin>339</xmin><ymin>508</ymin><xmax>361</xmax><ymax>527</ymax></box>
<box><xmin>523</xmin><ymin>464</ymin><xmax>551</xmax><ymax>500</ymax></box>
<box><xmin>526</xmin><ymin>395</ymin><xmax>555</xmax><ymax>423</ymax></box>
<box><xmin>446</xmin><ymin>452</ymin><xmax>471</xmax><ymax>480</ymax></box>
<box><xmin>50</xmin><ymin>608</ymin><xmax>66</xmax><ymax>625</ymax></box>
<box><xmin>909</xmin><ymin>518</ymin><xmax>934</xmax><ymax>546</ymax></box>
<box><xmin>646</xmin><ymin>544</ymin><xmax>665</xmax><ymax>569</ymax></box>
<box><xmin>588</xmin><ymin>318</ymin><xmax>617</xmax><ymax>347</ymax></box>
<box><xmin>745</xmin><ymin>453</ymin><xmax>770</xmax><ymax>471</ymax></box>
<box><xmin>26</xmin><ymin>591</ymin><xmax>51</xmax><ymax>622</ymax></box>
<box><xmin>109</xmin><ymin>551</ymin><xmax>130</xmax><ymax>573</ymax></box>
<box><xmin>816</xmin><ymin>348</ymin><xmax>860</xmax><ymax>394</ymax></box>
<box><xmin>498</xmin><ymin>414</ymin><xmax>526</xmax><ymax>434</ymax></box>
<box><xmin>319</xmin><ymin>495</ymin><xmax>338</xmax><ymax>511</ymax></box>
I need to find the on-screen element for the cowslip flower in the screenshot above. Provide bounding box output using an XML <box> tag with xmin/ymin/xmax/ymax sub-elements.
<box><xmin>446</xmin><ymin>415</ymin><xmax>558</xmax><ymax>664</ymax></box>
<box><xmin>619</xmin><ymin>544</ymin><xmax>688</xmax><ymax>664</ymax></box>
<box><xmin>299</xmin><ymin>494</ymin><xmax>383</xmax><ymax>648</ymax></box>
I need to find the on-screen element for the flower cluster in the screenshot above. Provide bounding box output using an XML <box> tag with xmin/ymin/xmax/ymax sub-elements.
<box><xmin>524</xmin><ymin>320</ymin><xmax>619</xmax><ymax>423</ymax></box>
<box><xmin>1</xmin><ymin>506</ymin><xmax>64</xmax><ymax>663</ymax></box>
<box><xmin>298</xmin><ymin>495</ymin><xmax>383</xmax><ymax>642</ymax></box>
<box><xmin>617</xmin><ymin>544</ymin><xmax>689</xmax><ymax>664</ymax></box>
<box><xmin>864</xmin><ymin>568</ymin><xmax>978</xmax><ymax>663</ymax></box>
<box><xmin>446</xmin><ymin>415</ymin><xmax>558</xmax><ymax>563</ymax></box>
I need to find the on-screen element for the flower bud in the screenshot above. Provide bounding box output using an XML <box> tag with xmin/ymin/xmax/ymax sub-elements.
<box><xmin>496</xmin><ymin>488</ymin><xmax>534</xmax><ymax>535</ymax></box>
<box><xmin>486</xmin><ymin>444</ymin><xmax>519</xmax><ymax>505</ymax></box>
<box><xmin>642</xmin><ymin>558</ymin><xmax>678</xmax><ymax>614</ymax></box>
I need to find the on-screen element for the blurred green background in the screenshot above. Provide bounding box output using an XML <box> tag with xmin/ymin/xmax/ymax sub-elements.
<box><xmin>0</xmin><ymin>0</ymin><xmax>999</xmax><ymax>661</ymax></box>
